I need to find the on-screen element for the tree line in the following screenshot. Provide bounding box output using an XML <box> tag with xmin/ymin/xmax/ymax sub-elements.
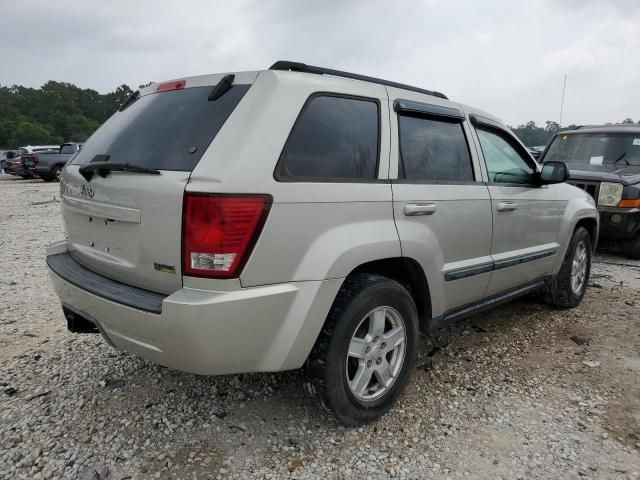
<box><xmin>0</xmin><ymin>81</ymin><xmax>136</xmax><ymax>149</ymax></box>
<box><xmin>510</xmin><ymin>118</ymin><xmax>639</xmax><ymax>147</ymax></box>
<box><xmin>0</xmin><ymin>80</ymin><xmax>638</xmax><ymax>149</ymax></box>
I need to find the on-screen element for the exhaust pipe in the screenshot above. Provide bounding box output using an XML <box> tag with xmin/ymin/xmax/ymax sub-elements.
<box><xmin>63</xmin><ymin>306</ymin><xmax>99</xmax><ymax>334</ymax></box>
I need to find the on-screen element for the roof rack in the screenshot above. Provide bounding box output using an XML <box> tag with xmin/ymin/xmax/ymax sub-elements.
<box><xmin>269</xmin><ymin>61</ymin><xmax>448</xmax><ymax>100</ymax></box>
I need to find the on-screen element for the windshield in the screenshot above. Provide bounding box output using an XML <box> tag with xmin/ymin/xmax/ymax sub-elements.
<box><xmin>544</xmin><ymin>132</ymin><xmax>640</xmax><ymax>166</ymax></box>
<box><xmin>71</xmin><ymin>84</ymin><xmax>250</xmax><ymax>171</ymax></box>
<box><xmin>17</xmin><ymin>148</ymin><xmax>28</xmax><ymax>156</ymax></box>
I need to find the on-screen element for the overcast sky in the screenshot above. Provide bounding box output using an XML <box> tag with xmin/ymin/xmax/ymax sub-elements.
<box><xmin>1</xmin><ymin>0</ymin><xmax>639</xmax><ymax>127</ymax></box>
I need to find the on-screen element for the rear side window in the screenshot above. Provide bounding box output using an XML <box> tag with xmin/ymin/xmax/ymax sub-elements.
<box><xmin>72</xmin><ymin>85</ymin><xmax>250</xmax><ymax>171</ymax></box>
<box><xmin>398</xmin><ymin>115</ymin><xmax>474</xmax><ymax>182</ymax></box>
<box><xmin>276</xmin><ymin>94</ymin><xmax>380</xmax><ymax>181</ymax></box>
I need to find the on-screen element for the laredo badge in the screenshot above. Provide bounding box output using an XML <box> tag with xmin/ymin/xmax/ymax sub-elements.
<box><xmin>154</xmin><ymin>262</ymin><xmax>176</xmax><ymax>274</ymax></box>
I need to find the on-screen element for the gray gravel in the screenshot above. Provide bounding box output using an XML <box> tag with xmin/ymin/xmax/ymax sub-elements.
<box><xmin>1</xmin><ymin>174</ymin><xmax>639</xmax><ymax>479</ymax></box>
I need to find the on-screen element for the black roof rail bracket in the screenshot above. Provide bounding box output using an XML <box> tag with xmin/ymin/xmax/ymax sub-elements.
<box><xmin>269</xmin><ymin>60</ymin><xmax>448</xmax><ymax>100</ymax></box>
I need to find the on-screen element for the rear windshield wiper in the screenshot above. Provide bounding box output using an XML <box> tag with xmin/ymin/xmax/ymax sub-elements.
<box><xmin>208</xmin><ymin>74</ymin><xmax>235</xmax><ymax>101</ymax></box>
<box><xmin>79</xmin><ymin>161</ymin><xmax>161</xmax><ymax>181</ymax></box>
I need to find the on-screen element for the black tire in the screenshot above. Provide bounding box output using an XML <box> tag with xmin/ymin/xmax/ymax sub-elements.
<box><xmin>302</xmin><ymin>273</ymin><xmax>419</xmax><ymax>426</ymax></box>
<box><xmin>543</xmin><ymin>226</ymin><xmax>592</xmax><ymax>308</ymax></box>
<box><xmin>41</xmin><ymin>174</ymin><xmax>55</xmax><ymax>182</ymax></box>
<box><xmin>622</xmin><ymin>234</ymin><xmax>640</xmax><ymax>260</ymax></box>
<box><xmin>51</xmin><ymin>165</ymin><xmax>62</xmax><ymax>182</ymax></box>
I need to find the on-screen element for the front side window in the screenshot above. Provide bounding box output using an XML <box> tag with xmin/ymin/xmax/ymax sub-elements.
<box><xmin>477</xmin><ymin>129</ymin><xmax>534</xmax><ymax>184</ymax></box>
<box><xmin>398</xmin><ymin>115</ymin><xmax>474</xmax><ymax>182</ymax></box>
<box><xmin>276</xmin><ymin>95</ymin><xmax>379</xmax><ymax>181</ymax></box>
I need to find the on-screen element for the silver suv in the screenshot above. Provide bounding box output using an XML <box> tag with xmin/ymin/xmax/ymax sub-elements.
<box><xmin>47</xmin><ymin>61</ymin><xmax>599</xmax><ymax>425</ymax></box>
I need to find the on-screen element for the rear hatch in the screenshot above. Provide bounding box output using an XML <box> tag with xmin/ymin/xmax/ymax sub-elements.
<box><xmin>61</xmin><ymin>73</ymin><xmax>255</xmax><ymax>294</ymax></box>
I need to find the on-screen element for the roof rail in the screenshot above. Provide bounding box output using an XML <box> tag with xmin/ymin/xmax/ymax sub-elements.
<box><xmin>269</xmin><ymin>61</ymin><xmax>448</xmax><ymax>100</ymax></box>
<box><xmin>575</xmin><ymin>123</ymin><xmax>638</xmax><ymax>129</ymax></box>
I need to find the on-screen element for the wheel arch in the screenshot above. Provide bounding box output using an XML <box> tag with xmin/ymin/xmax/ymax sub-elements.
<box><xmin>347</xmin><ymin>257</ymin><xmax>432</xmax><ymax>333</ymax></box>
<box><xmin>575</xmin><ymin>217</ymin><xmax>598</xmax><ymax>251</ymax></box>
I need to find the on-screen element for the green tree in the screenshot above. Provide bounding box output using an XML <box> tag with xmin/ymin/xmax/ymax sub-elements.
<box><xmin>510</xmin><ymin>121</ymin><xmax>552</xmax><ymax>147</ymax></box>
<box><xmin>0</xmin><ymin>81</ymin><xmax>135</xmax><ymax>148</ymax></box>
<box><xmin>9</xmin><ymin>117</ymin><xmax>61</xmax><ymax>146</ymax></box>
<box><xmin>545</xmin><ymin>121</ymin><xmax>560</xmax><ymax>134</ymax></box>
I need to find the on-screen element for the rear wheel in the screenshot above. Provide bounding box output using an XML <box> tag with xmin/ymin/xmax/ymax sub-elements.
<box><xmin>622</xmin><ymin>234</ymin><xmax>640</xmax><ymax>260</ymax></box>
<box><xmin>303</xmin><ymin>274</ymin><xmax>419</xmax><ymax>425</ymax></box>
<box><xmin>543</xmin><ymin>226</ymin><xmax>592</xmax><ymax>308</ymax></box>
<box><xmin>52</xmin><ymin>165</ymin><xmax>62</xmax><ymax>182</ymax></box>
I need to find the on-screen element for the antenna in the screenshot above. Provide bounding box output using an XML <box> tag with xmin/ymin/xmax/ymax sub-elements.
<box><xmin>559</xmin><ymin>75</ymin><xmax>567</xmax><ymax>127</ymax></box>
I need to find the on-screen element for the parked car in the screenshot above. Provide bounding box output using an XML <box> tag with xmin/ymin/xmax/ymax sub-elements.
<box><xmin>46</xmin><ymin>61</ymin><xmax>598</xmax><ymax>425</ymax></box>
<box><xmin>529</xmin><ymin>145</ymin><xmax>546</xmax><ymax>161</ymax></box>
<box><xmin>24</xmin><ymin>142</ymin><xmax>83</xmax><ymax>181</ymax></box>
<box><xmin>16</xmin><ymin>145</ymin><xmax>59</xmax><ymax>156</ymax></box>
<box><xmin>541</xmin><ymin>125</ymin><xmax>640</xmax><ymax>258</ymax></box>
<box><xmin>2</xmin><ymin>157</ymin><xmax>25</xmax><ymax>176</ymax></box>
<box><xmin>3</xmin><ymin>157</ymin><xmax>35</xmax><ymax>178</ymax></box>
<box><xmin>1</xmin><ymin>150</ymin><xmax>16</xmax><ymax>172</ymax></box>
<box><xmin>3</xmin><ymin>145</ymin><xmax>60</xmax><ymax>178</ymax></box>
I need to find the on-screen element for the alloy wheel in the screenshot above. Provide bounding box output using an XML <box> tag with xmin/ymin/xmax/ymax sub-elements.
<box><xmin>346</xmin><ymin>306</ymin><xmax>406</xmax><ymax>402</ymax></box>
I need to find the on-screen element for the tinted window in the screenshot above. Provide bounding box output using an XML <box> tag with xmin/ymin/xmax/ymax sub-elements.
<box><xmin>477</xmin><ymin>129</ymin><xmax>534</xmax><ymax>184</ymax></box>
<box><xmin>60</xmin><ymin>144</ymin><xmax>76</xmax><ymax>154</ymax></box>
<box><xmin>277</xmin><ymin>95</ymin><xmax>379</xmax><ymax>180</ymax></box>
<box><xmin>72</xmin><ymin>85</ymin><xmax>250</xmax><ymax>171</ymax></box>
<box><xmin>398</xmin><ymin>115</ymin><xmax>473</xmax><ymax>181</ymax></box>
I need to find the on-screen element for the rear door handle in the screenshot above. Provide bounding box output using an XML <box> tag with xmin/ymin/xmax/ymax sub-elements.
<box><xmin>497</xmin><ymin>201</ymin><xmax>518</xmax><ymax>212</ymax></box>
<box><xmin>404</xmin><ymin>203</ymin><xmax>436</xmax><ymax>216</ymax></box>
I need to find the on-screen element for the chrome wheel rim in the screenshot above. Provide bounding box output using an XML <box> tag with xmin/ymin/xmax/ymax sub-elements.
<box><xmin>55</xmin><ymin>168</ymin><xmax>62</xmax><ymax>181</ymax></box>
<box><xmin>346</xmin><ymin>306</ymin><xmax>406</xmax><ymax>402</ymax></box>
<box><xmin>570</xmin><ymin>240</ymin><xmax>588</xmax><ymax>294</ymax></box>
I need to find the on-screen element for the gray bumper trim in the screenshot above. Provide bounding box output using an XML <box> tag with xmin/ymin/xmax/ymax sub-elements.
<box><xmin>47</xmin><ymin>252</ymin><xmax>167</xmax><ymax>314</ymax></box>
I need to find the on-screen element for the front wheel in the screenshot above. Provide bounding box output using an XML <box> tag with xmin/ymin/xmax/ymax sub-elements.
<box><xmin>543</xmin><ymin>226</ymin><xmax>592</xmax><ymax>308</ymax></box>
<box><xmin>302</xmin><ymin>274</ymin><xmax>419</xmax><ymax>426</ymax></box>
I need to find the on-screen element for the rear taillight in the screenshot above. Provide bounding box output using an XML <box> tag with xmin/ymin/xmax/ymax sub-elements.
<box><xmin>156</xmin><ymin>80</ymin><xmax>186</xmax><ymax>92</ymax></box>
<box><xmin>182</xmin><ymin>193</ymin><xmax>272</xmax><ymax>278</ymax></box>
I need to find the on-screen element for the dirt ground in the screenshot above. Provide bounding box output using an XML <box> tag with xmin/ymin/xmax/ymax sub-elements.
<box><xmin>0</xmin><ymin>174</ymin><xmax>639</xmax><ymax>479</ymax></box>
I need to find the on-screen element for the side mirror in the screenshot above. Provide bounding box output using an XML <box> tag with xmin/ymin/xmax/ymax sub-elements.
<box><xmin>539</xmin><ymin>161</ymin><xmax>569</xmax><ymax>184</ymax></box>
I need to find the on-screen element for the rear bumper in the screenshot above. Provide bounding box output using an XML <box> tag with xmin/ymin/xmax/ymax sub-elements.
<box><xmin>598</xmin><ymin>207</ymin><xmax>640</xmax><ymax>241</ymax></box>
<box><xmin>47</xmin><ymin>241</ymin><xmax>342</xmax><ymax>375</ymax></box>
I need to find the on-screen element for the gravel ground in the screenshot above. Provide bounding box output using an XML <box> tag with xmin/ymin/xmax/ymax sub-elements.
<box><xmin>1</xmin><ymin>174</ymin><xmax>639</xmax><ymax>480</ymax></box>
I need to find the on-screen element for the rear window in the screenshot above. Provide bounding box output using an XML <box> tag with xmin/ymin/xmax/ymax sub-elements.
<box><xmin>60</xmin><ymin>144</ymin><xmax>77</xmax><ymax>154</ymax></box>
<box><xmin>398</xmin><ymin>115</ymin><xmax>474</xmax><ymax>182</ymax></box>
<box><xmin>275</xmin><ymin>94</ymin><xmax>380</xmax><ymax>181</ymax></box>
<box><xmin>72</xmin><ymin>85</ymin><xmax>250</xmax><ymax>171</ymax></box>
